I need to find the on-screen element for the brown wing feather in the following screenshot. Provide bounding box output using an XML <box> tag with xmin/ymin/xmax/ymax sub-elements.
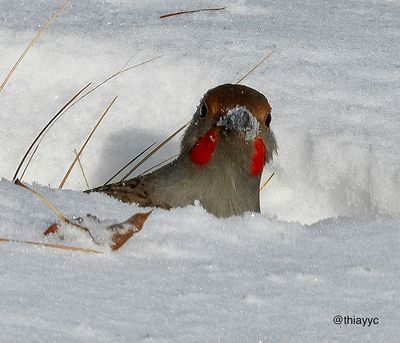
<box><xmin>85</xmin><ymin>176</ymin><xmax>172</xmax><ymax>210</ymax></box>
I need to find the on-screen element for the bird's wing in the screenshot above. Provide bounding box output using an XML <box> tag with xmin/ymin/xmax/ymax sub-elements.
<box><xmin>85</xmin><ymin>176</ymin><xmax>172</xmax><ymax>210</ymax></box>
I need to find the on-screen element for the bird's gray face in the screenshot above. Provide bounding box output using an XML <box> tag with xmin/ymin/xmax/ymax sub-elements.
<box><xmin>181</xmin><ymin>84</ymin><xmax>277</xmax><ymax>176</ymax></box>
<box><xmin>216</xmin><ymin>105</ymin><xmax>261</xmax><ymax>141</ymax></box>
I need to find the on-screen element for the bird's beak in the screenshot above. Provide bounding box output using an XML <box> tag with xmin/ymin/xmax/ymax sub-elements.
<box><xmin>216</xmin><ymin>106</ymin><xmax>260</xmax><ymax>141</ymax></box>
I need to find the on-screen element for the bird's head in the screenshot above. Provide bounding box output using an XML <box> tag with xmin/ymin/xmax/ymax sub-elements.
<box><xmin>181</xmin><ymin>84</ymin><xmax>277</xmax><ymax>177</ymax></box>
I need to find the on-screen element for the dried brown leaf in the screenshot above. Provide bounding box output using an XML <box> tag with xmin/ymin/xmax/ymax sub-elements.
<box><xmin>44</xmin><ymin>223</ymin><xmax>59</xmax><ymax>235</ymax></box>
<box><xmin>108</xmin><ymin>211</ymin><xmax>152</xmax><ymax>251</ymax></box>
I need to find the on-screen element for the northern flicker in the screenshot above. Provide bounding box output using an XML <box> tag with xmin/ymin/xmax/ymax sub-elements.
<box><xmin>89</xmin><ymin>84</ymin><xmax>277</xmax><ymax>217</ymax></box>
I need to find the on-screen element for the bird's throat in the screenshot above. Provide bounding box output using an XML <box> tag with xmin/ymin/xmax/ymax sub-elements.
<box><xmin>189</xmin><ymin>129</ymin><xmax>266</xmax><ymax>176</ymax></box>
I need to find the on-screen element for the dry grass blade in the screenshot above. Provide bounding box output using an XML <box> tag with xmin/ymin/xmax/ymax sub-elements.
<box><xmin>14</xmin><ymin>179</ymin><xmax>99</xmax><ymax>244</ymax></box>
<box><xmin>74</xmin><ymin>149</ymin><xmax>90</xmax><ymax>189</ymax></box>
<box><xmin>102</xmin><ymin>142</ymin><xmax>157</xmax><ymax>186</ymax></box>
<box><xmin>0</xmin><ymin>0</ymin><xmax>70</xmax><ymax>93</ymax></box>
<box><xmin>119</xmin><ymin>55</ymin><xmax>162</xmax><ymax>75</ymax></box>
<box><xmin>15</xmin><ymin>179</ymin><xmax>68</xmax><ymax>221</ymax></box>
<box><xmin>0</xmin><ymin>237</ymin><xmax>102</xmax><ymax>254</ymax></box>
<box><xmin>12</xmin><ymin>83</ymin><xmax>91</xmax><ymax>181</ymax></box>
<box><xmin>59</xmin><ymin>96</ymin><xmax>117</xmax><ymax>189</ymax></box>
<box><xmin>121</xmin><ymin>123</ymin><xmax>188</xmax><ymax>181</ymax></box>
<box><xmin>65</xmin><ymin>55</ymin><xmax>162</xmax><ymax>113</ymax></box>
<box><xmin>260</xmin><ymin>172</ymin><xmax>275</xmax><ymax>191</ymax></box>
<box><xmin>137</xmin><ymin>153</ymin><xmax>179</xmax><ymax>177</ymax></box>
<box><xmin>160</xmin><ymin>7</ymin><xmax>226</xmax><ymax>19</ymax></box>
<box><xmin>235</xmin><ymin>49</ymin><xmax>277</xmax><ymax>85</ymax></box>
<box><xmin>19</xmin><ymin>138</ymin><xmax>41</xmax><ymax>181</ymax></box>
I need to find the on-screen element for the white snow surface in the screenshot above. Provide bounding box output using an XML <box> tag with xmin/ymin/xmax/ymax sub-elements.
<box><xmin>1</xmin><ymin>0</ymin><xmax>399</xmax><ymax>341</ymax></box>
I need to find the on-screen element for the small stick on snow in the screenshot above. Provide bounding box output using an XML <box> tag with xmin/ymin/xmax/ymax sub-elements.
<box><xmin>59</xmin><ymin>96</ymin><xmax>117</xmax><ymax>189</ymax></box>
<box><xmin>0</xmin><ymin>0</ymin><xmax>70</xmax><ymax>92</ymax></box>
<box><xmin>12</xmin><ymin>83</ymin><xmax>92</xmax><ymax>181</ymax></box>
<box><xmin>0</xmin><ymin>237</ymin><xmax>102</xmax><ymax>254</ymax></box>
<box><xmin>160</xmin><ymin>7</ymin><xmax>226</xmax><ymax>19</ymax></box>
<box><xmin>235</xmin><ymin>49</ymin><xmax>277</xmax><ymax>85</ymax></box>
<box><xmin>260</xmin><ymin>172</ymin><xmax>275</xmax><ymax>191</ymax></box>
<box><xmin>74</xmin><ymin>149</ymin><xmax>91</xmax><ymax>189</ymax></box>
<box><xmin>14</xmin><ymin>179</ymin><xmax>100</xmax><ymax>244</ymax></box>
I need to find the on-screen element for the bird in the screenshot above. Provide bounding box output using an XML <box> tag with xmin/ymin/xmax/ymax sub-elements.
<box><xmin>88</xmin><ymin>84</ymin><xmax>277</xmax><ymax>218</ymax></box>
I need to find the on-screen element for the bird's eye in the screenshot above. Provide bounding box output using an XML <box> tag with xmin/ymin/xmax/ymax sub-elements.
<box><xmin>199</xmin><ymin>102</ymin><xmax>208</xmax><ymax>118</ymax></box>
<box><xmin>265</xmin><ymin>113</ymin><xmax>271</xmax><ymax>128</ymax></box>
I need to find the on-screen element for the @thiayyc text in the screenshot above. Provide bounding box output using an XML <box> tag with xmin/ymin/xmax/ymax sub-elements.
<box><xmin>333</xmin><ymin>315</ymin><xmax>379</xmax><ymax>327</ymax></box>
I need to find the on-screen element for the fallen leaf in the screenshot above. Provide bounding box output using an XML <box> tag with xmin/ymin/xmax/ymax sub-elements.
<box><xmin>108</xmin><ymin>211</ymin><xmax>152</xmax><ymax>251</ymax></box>
<box><xmin>44</xmin><ymin>223</ymin><xmax>58</xmax><ymax>235</ymax></box>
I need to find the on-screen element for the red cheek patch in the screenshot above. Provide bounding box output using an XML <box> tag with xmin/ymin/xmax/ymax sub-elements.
<box><xmin>189</xmin><ymin>129</ymin><xmax>219</xmax><ymax>165</ymax></box>
<box><xmin>250</xmin><ymin>137</ymin><xmax>267</xmax><ymax>176</ymax></box>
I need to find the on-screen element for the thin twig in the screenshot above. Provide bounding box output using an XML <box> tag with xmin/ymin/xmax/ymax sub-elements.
<box><xmin>12</xmin><ymin>83</ymin><xmax>91</xmax><ymax>181</ymax></box>
<box><xmin>102</xmin><ymin>142</ymin><xmax>157</xmax><ymax>186</ymax></box>
<box><xmin>74</xmin><ymin>149</ymin><xmax>90</xmax><ymax>189</ymax></box>
<box><xmin>0</xmin><ymin>0</ymin><xmax>70</xmax><ymax>92</ymax></box>
<box><xmin>260</xmin><ymin>172</ymin><xmax>275</xmax><ymax>191</ymax></box>
<box><xmin>160</xmin><ymin>7</ymin><xmax>226</xmax><ymax>19</ymax></box>
<box><xmin>235</xmin><ymin>49</ymin><xmax>277</xmax><ymax>85</ymax></box>
<box><xmin>121</xmin><ymin>123</ymin><xmax>188</xmax><ymax>181</ymax></box>
<box><xmin>137</xmin><ymin>154</ymin><xmax>179</xmax><ymax>177</ymax></box>
<box><xmin>0</xmin><ymin>237</ymin><xmax>102</xmax><ymax>254</ymax></box>
<box><xmin>59</xmin><ymin>96</ymin><xmax>117</xmax><ymax>189</ymax></box>
<box><xmin>14</xmin><ymin>179</ymin><xmax>99</xmax><ymax>244</ymax></box>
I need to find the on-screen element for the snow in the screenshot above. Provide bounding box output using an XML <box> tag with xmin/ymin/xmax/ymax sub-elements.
<box><xmin>1</xmin><ymin>0</ymin><xmax>399</xmax><ymax>341</ymax></box>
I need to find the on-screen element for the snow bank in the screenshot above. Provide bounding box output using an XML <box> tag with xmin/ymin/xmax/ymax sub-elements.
<box><xmin>0</xmin><ymin>179</ymin><xmax>399</xmax><ymax>342</ymax></box>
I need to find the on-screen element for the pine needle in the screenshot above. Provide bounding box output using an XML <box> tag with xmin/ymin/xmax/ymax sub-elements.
<box><xmin>260</xmin><ymin>172</ymin><xmax>275</xmax><ymax>191</ymax></box>
<box><xmin>14</xmin><ymin>179</ymin><xmax>99</xmax><ymax>244</ymax></box>
<box><xmin>160</xmin><ymin>7</ymin><xmax>226</xmax><ymax>19</ymax></box>
<box><xmin>59</xmin><ymin>96</ymin><xmax>117</xmax><ymax>189</ymax></box>
<box><xmin>0</xmin><ymin>237</ymin><xmax>102</xmax><ymax>254</ymax></box>
<box><xmin>121</xmin><ymin>123</ymin><xmax>188</xmax><ymax>181</ymax></box>
<box><xmin>12</xmin><ymin>83</ymin><xmax>91</xmax><ymax>181</ymax></box>
<box><xmin>102</xmin><ymin>142</ymin><xmax>157</xmax><ymax>186</ymax></box>
<box><xmin>235</xmin><ymin>49</ymin><xmax>277</xmax><ymax>85</ymax></box>
<box><xmin>0</xmin><ymin>0</ymin><xmax>70</xmax><ymax>93</ymax></box>
<box><xmin>74</xmin><ymin>149</ymin><xmax>90</xmax><ymax>189</ymax></box>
